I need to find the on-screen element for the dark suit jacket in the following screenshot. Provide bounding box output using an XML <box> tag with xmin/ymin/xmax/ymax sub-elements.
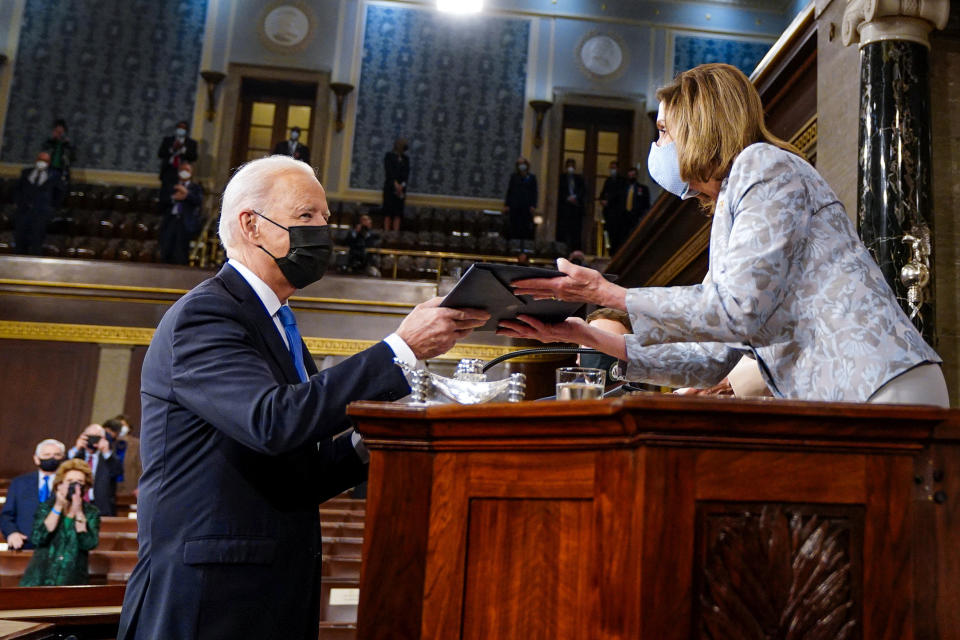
<box><xmin>599</xmin><ymin>175</ymin><xmax>626</xmax><ymax>217</ymax></box>
<box><xmin>70</xmin><ymin>450</ymin><xmax>122</xmax><ymax>516</ymax></box>
<box><xmin>0</xmin><ymin>472</ymin><xmax>42</xmax><ymax>548</ymax></box>
<box><xmin>117</xmin><ymin>263</ymin><xmax>410</xmax><ymax>640</ymax></box>
<box><xmin>157</xmin><ymin>136</ymin><xmax>199</xmax><ymax>185</ymax></box>
<box><xmin>16</xmin><ymin>168</ymin><xmax>56</xmax><ymax>217</ymax></box>
<box><xmin>160</xmin><ymin>181</ymin><xmax>204</xmax><ymax>235</ymax></box>
<box><xmin>272</xmin><ymin>140</ymin><xmax>311</xmax><ymax>164</ymax></box>
<box><xmin>557</xmin><ymin>173</ymin><xmax>587</xmax><ymax>211</ymax></box>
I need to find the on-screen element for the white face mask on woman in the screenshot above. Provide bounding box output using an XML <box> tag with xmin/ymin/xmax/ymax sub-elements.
<box><xmin>647</xmin><ymin>141</ymin><xmax>698</xmax><ymax>200</ymax></box>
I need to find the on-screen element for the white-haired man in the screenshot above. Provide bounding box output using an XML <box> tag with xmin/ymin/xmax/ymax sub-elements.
<box><xmin>0</xmin><ymin>439</ymin><xmax>66</xmax><ymax>550</ymax></box>
<box><xmin>118</xmin><ymin>155</ymin><xmax>488</xmax><ymax>640</ymax></box>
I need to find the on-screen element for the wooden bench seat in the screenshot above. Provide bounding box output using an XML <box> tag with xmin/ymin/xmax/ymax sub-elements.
<box><xmin>321</xmin><ymin>521</ymin><xmax>364</xmax><ymax>538</ymax></box>
<box><xmin>322</xmin><ymin>537</ymin><xmax>363</xmax><ymax>558</ymax></box>
<box><xmin>99</xmin><ymin>516</ymin><xmax>137</xmax><ymax>534</ymax></box>
<box><xmin>321</xmin><ymin>556</ymin><xmax>362</xmax><ymax>580</ymax></box>
<box><xmin>97</xmin><ymin>532</ymin><xmax>138</xmax><ymax>551</ymax></box>
<box><xmin>318</xmin><ymin>509</ymin><xmax>365</xmax><ymax>523</ymax></box>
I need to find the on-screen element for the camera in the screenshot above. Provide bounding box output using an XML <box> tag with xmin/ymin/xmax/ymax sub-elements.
<box><xmin>67</xmin><ymin>482</ymin><xmax>83</xmax><ymax>501</ymax></box>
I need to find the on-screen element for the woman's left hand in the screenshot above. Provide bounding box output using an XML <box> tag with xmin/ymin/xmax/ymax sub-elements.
<box><xmin>510</xmin><ymin>258</ymin><xmax>626</xmax><ymax>309</ymax></box>
<box><xmin>497</xmin><ymin>315</ymin><xmax>589</xmax><ymax>344</ymax></box>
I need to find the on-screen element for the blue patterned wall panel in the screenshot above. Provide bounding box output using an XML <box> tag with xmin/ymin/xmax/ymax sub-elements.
<box><xmin>672</xmin><ymin>35</ymin><xmax>771</xmax><ymax>77</ymax></box>
<box><xmin>2</xmin><ymin>0</ymin><xmax>207</xmax><ymax>173</ymax></box>
<box><xmin>350</xmin><ymin>6</ymin><xmax>529</xmax><ymax>199</ymax></box>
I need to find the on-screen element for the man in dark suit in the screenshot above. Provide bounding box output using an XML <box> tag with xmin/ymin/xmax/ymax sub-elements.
<box><xmin>622</xmin><ymin>166</ymin><xmax>651</xmax><ymax>246</ymax></box>
<box><xmin>272</xmin><ymin>126</ymin><xmax>310</xmax><ymax>164</ymax></box>
<box><xmin>0</xmin><ymin>439</ymin><xmax>66</xmax><ymax>550</ymax></box>
<box><xmin>117</xmin><ymin>155</ymin><xmax>487</xmax><ymax>640</ymax></box>
<box><xmin>556</xmin><ymin>158</ymin><xmax>587</xmax><ymax>251</ymax></box>
<box><xmin>503</xmin><ymin>156</ymin><xmax>538</xmax><ymax>240</ymax></box>
<box><xmin>14</xmin><ymin>151</ymin><xmax>58</xmax><ymax>255</ymax></box>
<box><xmin>158</xmin><ymin>161</ymin><xmax>204</xmax><ymax>265</ymax></box>
<box><xmin>157</xmin><ymin>120</ymin><xmax>198</xmax><ymax>196</ymax></box>
<box><xmin>68</xmin><ymin>424</ymin><xmax>123</xmax><ymax>517</ymax></box>
<box><xmin>599</xmin><ymin>160</ymin><xmax>627</xmax><ymax>253</ymax></box>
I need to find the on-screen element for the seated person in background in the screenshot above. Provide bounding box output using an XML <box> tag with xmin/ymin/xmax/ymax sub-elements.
<box><xmin>14</xmin><ymin>151</ymin><xmax>57</xmax><ymax>255</ymax></box>
<box><xmin>347</xmin><ymin>213</ymin><xmax>380</xmax><ymax>276</ymax></box>
<box><xmin>68</xmin><ymin>424</ymin><xmax>122</xmax><ymax>516</ymax></box>
<box><xmin>159</xmin><ymin>161</ymin><xmax>203</xmax><ymax>265</ymax></box>
<box><xmin>272</xmin><ymin>126</ymin><xmax>310</xmax><ymax>164</ymax></box>
<box><xmin>19</xmin><ymin>459</ymin><xmax>100</xmax><ymax>587</ymax></box>
<box><xmin>103</xmin><ymin>417</ymin><xmax>142</xmax><ymax>497</ymax></box>
<box><xmin>0</xmin><ymin>439</ymin><xmax>66</xmax><ymax>550</ymax></box>
<box><xmin>158</xmin><ymin>120</ymin><xmax>198</xmax><ymax>195</ymax></box>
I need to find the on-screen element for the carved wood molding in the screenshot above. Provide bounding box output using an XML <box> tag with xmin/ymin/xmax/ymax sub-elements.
<box><xmin>697</xmin><ymin>503</ymin><xmax>861</xmax><ymax>640</ymax></box>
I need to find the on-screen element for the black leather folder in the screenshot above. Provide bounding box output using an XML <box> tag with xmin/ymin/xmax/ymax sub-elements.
<box><xmin>440</xmin><ymin>262</ymin><xmax>610</xmax><ymax>331</ymax></box>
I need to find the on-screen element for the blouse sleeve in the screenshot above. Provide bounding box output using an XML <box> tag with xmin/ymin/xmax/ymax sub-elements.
<box><xmin>624</xmin><ymin>340</ymin><xmax>742</xmax><ymax>388</ymax></box>
<box><xmin>625</xmin><ymin>146</ymin><xmax>810</xmax><ymax>348</ymax></box>
<box><xmin>77</xmin><ymin>505</ymin><xmax>100</xmax><ymax>551</ymax></box>
<box><xmin>30</xmin><ymin>502</ymin><xmax>55</xmax><ymax>548</ymax></box>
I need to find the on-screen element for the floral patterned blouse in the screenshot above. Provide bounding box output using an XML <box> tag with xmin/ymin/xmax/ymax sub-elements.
<box><xmin>624</xmin><ymin>143</ymin><xmax>940</xmax><ymax>402</ymax></box>
<box><xmin>19</xmin><ymin>498</ymin><xmax>100</xmax><ymax>586</ymax></box>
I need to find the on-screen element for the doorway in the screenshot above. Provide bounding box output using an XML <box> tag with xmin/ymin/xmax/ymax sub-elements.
<box><xmin>559</xmin><ymin>105</ymin><xmax>633</xmax><ymax>254</ymax></box>
<box><xmin>231</xmin><ymin>78</ymin><xmax>317</xmax><ymax>170</ymax></box>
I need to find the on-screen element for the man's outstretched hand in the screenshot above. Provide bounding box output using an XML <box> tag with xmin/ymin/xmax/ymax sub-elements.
<box><xmin>395</xmin><ymin>298</ymin><xmax>489</xmax><ymax>360</ymax></box>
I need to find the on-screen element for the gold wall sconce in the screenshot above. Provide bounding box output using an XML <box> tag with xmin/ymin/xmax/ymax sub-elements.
<box><xmin>200</xmin><ymin>70</ymin><xmax>227</xmax><ymax>122</ymax></box>
<box><xmin>329</xmin><ymin>82</ymin><xmax>355</xmax><ymax>132</ymax></box>
<box><xmin>529</xmin><ymin>100</ymin><xmax>553</xmax><ymax>148</ymax></box>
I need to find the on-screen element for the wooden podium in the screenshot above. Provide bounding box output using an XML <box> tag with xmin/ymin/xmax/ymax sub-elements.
<box><xmin>348</xmin><ymin>395</ymin><xmax>960</xmax><ymax>640</ymax></box>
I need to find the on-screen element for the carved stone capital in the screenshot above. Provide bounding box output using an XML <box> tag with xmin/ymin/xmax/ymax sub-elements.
<box><xmin>842</xmin><ymin>0</ymin><xmax>950</xmax><ymax>48</ymax></box>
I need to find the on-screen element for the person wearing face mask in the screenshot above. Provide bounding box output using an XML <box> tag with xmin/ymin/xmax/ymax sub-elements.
<box><xmin>504</xmin><ymin>155</ymin><xmax>538</xmax><ymax>241</ymax></box>
<box><xmin>157</xmin><ymin>119</ymin><xmax>198</xmax><ymax>197</ymax></box>
<box><xmin>158</xmin><ymin>161</ymin><xmax>204</xmax><ymax>265</ymax></box>
<box><xmin>68</xmin><ymin>424</ymin><xmax>123</xmax><ymax>517</ymax></box>
<box><xmin>272</xmin><ymin>126</ymin><xmax>311</xmax><ymax>164</ymax></box>
<box><xmin>382</xmin><ymin>137</ymin><xmax>410</xmax><ymax>232</ymax></box>
<box><xmin>498</xmin><ymin>63</ymin><xmax>946</xmax><ymax>406</ymax></box>
<box><xmin>117</xmin><ymin>154</ymin><xmax>488</xmax><ymax>640</ymax></box>
<box><xmin>103</xmin><ymin>416</ymin><xmax>142</xmax><ymax>497</ymax></box>
<box><xmin>40</xmin><ymin>118</ymin><xmax>75</xmax><ymax>206</ymax></box>
<box><xmin>0</xmin><ymin>439</ymin><xmax>66</xmax><ymax>551</ymax></box>
<box><xmin>599</xmin><ymin>160</ymin><xmax>627</xmax><ymax>253</ymax></box>
<box><xmin>14</xmin><ymin>151</ymin><xmax>57</xmax><ymax>255</ymax></box>
<box><xmin>556</xmin><ymin>158</ymin><xmax>587</xmax><ymax>252</ymax></box>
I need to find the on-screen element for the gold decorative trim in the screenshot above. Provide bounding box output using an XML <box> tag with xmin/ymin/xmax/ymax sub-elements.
<box><xmin>645</xmin><ymin>221</ymin><xmax>712</xmax><ymax>287</ymax></box>
<box><xmin>790</xmin><ymin>116</ymin><xmax>817</xmax><ymax>161</ymax></box>
<box><xmin>0</xmin><ymin>320</ymin><xmax>532</xmax><ymax>362</ymax></box>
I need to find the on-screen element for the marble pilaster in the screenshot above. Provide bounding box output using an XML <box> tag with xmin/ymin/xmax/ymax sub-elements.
<box><xmin>843</xmin><ymin>0</ymin><xmax>950</xmax><ymax>344</ymax></box>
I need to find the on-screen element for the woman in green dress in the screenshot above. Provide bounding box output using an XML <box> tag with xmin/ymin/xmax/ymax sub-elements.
<box><xmin>20</xmin><ymin>458</ymin><xmax>100</xmax><ymax>586</ymax></box>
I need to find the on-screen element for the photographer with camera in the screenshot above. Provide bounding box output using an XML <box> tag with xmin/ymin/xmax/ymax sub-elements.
<box><xmin>19</xmin><ymin>459</ymin><xmax>100</xmax><ymax>586</ymax></box>
<box><xmin>68</xmin><ymin>424</ymin><xmax>122</xmax><ymax>516</ymax></box>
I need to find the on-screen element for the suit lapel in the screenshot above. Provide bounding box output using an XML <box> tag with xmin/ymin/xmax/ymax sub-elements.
<box><xmin>217</xmin><ymin>265</ymin><xmax>303</xmax><ymax>384</ymax></box>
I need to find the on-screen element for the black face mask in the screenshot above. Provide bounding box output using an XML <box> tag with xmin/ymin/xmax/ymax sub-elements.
<box><xmin>254</xmin><ymin>212</ymin><xmax>332</xmax><ymax>289</ymax></box>
<box><xmin>38</xmin><ymin>457</ymin><xmax>62</xmax><ymax>472</ymax></box>
<box><xmin>86</xmin><ymin>435</ymin><xmax>101</xmax><ymax>449</ymax></box>
<box><xmin>580</xmin><ymin>353</ymin><xmax>620</xmax><ymax>380</ymax></box>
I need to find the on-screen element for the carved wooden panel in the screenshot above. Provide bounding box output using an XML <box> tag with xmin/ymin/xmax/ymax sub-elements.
<box><xmin>695</xmin><ymin>503</ymin><xmax>863</xmax><ymax>640</ymax></box>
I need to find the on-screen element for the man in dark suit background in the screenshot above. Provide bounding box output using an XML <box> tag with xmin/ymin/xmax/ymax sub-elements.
<box><xmin>0</xmin><ymin>439</ymin><xmax>66</xmax><ymax>550</ymax></box>
<box><xmin>272</xmin><ymin>126</ymin><xmax>310</xmax><ymax>164</ymax></box>
<box><xmin>158</xmin><ymin>161</ymin><xmax>204</xmax><ymax>265</ymax></box>
<box><xmin>556</xmin><ymin>157</ymin><xmax>587</xmax><ymax>251</ymax></box>
<box><xmin>68</xmin><ymin>424</ymin><xmax>123</xmax><ymax>517</ymax></box>
<box><xmin>117</xmin><ymin>155</ymin><xmax>487</xmax><ymax>640</ymax></box>
<box><xmin>599</xmin><ymin>160</ymin><xmax>627</xmax><ymax>253</ymax></box>
<box><xmin>622</xmin><ymin>166</ymin><xmax>651</xmax><ymax>245</ymax></box>
<box><xmin>157</xmin><ymin>119</ymin><xmax>198</xmax><ymax>197</ymax></box>
<box><xmin>503</xmin><ymin>155</ymin><xmax>538</xmax><ymax>240</ymax></box>
<box><xmin>14</xmin><ymin>151</ymin><xmax>58</xmax><ymax>255</ymax></box>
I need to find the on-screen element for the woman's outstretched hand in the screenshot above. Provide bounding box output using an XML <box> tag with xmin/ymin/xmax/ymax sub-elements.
<box><xmin>510</xmin><ymin>258</ymin><xmax>626</xmax><ymax>310</ymax></box>
<box><xmin>496</xmin><ymin>315</ymin><xmax>589</xmax><ymax>344</ymax></box>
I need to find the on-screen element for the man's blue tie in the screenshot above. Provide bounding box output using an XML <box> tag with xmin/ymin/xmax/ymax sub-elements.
<box><xmin>39</xmin><ymin>476</ymin><xmax>50</xmax><ymax>503</ymax></box>
<box><xmin>277</xmin><ymin>305</ymin><xmax>308</xmax><ymax>383</ymax></box>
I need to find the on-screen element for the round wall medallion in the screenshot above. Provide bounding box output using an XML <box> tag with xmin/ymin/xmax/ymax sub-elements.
<box><xmin>576</xmin><ymin>32</ymin><xmax>628</xmax><ymax>80</ymax></box>
<box><xmin>259</xmin><ymin>2</ymin><xmax>314</xmax><ymax>53</ymax></box>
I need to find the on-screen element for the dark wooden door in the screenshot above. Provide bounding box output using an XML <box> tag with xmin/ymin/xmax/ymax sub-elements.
<box><xmin>231</xmin><ymin>78</ymin><xmax>317</xmax><ymax>170</ymax></box>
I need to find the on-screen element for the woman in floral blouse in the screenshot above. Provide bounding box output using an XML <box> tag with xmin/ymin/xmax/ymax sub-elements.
<box><xmin>498</xmin><ymin>63</ymin><xmax>946</xmax><ymax>406</ymax></box>
<box><xmin>20</xmin><ymin>458</ymin><xmax>100</xmax><ymax>586</ymax></box>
